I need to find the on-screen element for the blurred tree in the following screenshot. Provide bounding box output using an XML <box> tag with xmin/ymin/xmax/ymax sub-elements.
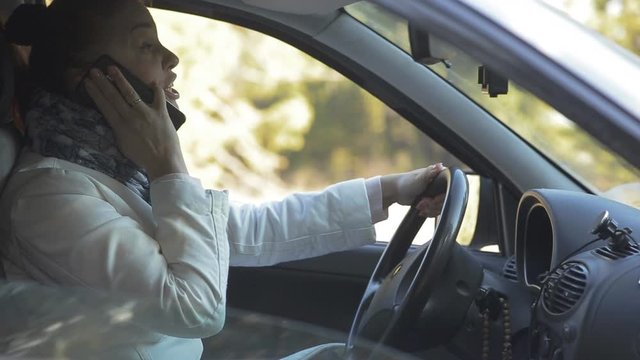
<box><xmin>591</xmin><ymin>0</ymin><xmax>640</xmax><ymax>55</ymax></box>
<box><xmin>153</xmin><ymin>9</ymin><xmax>463</xmax><ymax>198</ymax></box>
<box><xmin>281</xmin><ymin>80</ymin><xmax>462</xmax><ymax>187</ymax></box>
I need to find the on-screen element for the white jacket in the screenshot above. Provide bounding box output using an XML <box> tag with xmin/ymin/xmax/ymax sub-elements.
<box><xmin>0</xmin><ymin>151</ymin><xmax>379</xmax><ymax>359</ymax></box>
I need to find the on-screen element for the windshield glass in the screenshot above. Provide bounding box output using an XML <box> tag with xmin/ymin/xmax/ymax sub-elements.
<box><xmin>346</xmin><ymin>2</ymin><xmax>640</xmax><ymax>207</ymax></box>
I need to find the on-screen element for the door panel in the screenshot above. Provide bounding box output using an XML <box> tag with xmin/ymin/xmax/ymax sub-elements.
<box><xmin>205</xmin><ymin>245</ymin><xmax>384</xmax><ymax>358</ymax></box>
<box><xmin>226</xmin><ymin>244</ymin><xmax>385</xmax><ymax>332</ymax></box>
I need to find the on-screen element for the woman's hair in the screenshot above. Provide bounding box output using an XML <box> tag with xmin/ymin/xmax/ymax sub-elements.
<box><xmin>5</xmin><ymin>0</ymin><xmax>144</xmax><ymax>95</ymax></box>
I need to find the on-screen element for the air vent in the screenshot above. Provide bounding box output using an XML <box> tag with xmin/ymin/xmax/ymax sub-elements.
<box><xmin>542</xmin><ymin>262</ymin><xmax>588</xmax><ymax>315</ymax></box>
<box><xmin>593</xmin><ymin>243</ymin><xmax>640</xmax><ymax>260</ymax></box>
<box><xmin>502</xmin><ymin>255</ymin><xmax>518</xmax><ymax>282</ymax></box>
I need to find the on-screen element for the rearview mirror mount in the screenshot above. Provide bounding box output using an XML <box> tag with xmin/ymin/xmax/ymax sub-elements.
<box><xmin>408</xmin><ymin>23</ymin><xmax>452</xmax><ymax>66</ymax></box>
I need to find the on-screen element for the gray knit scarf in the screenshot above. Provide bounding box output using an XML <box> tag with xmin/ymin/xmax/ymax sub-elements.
<box><xmin>25</xmin><ymin>89</ymin><xmax>150</xmax><ymax>203</ymax></box>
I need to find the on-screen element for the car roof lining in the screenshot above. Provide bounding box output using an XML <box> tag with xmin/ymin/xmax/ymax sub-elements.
<box><xmin>155</xmin><ymin>0</ymin><xmax>342</xmax><ymax>37</ymax></box>
<box><xmin>241</xmin><ymin>0</ymin><xmax>358</xmax><ymax>15</ymax></box>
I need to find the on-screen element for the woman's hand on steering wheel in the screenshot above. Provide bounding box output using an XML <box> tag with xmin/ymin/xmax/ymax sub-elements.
<box><xmin>380</xmin><ymin>163</ymin><xmax>447</xmax><ymax>217</ymax></box>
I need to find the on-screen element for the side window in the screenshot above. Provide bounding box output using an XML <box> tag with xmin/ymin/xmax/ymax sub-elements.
<box><xmin>151</xmin><ymin>9</ymin><xmax>481</xmax><ymax>246</ymax></box>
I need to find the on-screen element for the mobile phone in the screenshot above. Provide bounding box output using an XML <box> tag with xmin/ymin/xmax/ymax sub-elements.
<box><xmin>75</xmin><ymin>54</ymin><xmax>186</xmax><ymax>130</ymax></box>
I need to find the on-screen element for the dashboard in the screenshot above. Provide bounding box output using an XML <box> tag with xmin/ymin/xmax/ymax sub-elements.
<box><xmin>513</xmin><ymin>189</ymin><xmax>640</xmax><ymax>360</ymax></box>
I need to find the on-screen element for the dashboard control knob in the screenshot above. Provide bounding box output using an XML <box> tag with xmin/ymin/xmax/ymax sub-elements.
<box><xmin>551</xmin><ymin>348</ymin><xmax>563</xmax><ymax>360</ymax></box>
<box><xmin>540</xmin><ymin>334</ymin><xmax>552</xmax><ymax>357</ymax></box>
<box><xmin>562</xmin><ymin>324</ymin><xmax>575</xmax><ymax>343</ymax></box>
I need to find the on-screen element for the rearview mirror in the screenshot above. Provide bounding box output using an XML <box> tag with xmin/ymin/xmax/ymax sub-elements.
<box><xmin>408</xmin><ymin>23</ymin><xmax>456</xmax><ymax>65</ymax></box>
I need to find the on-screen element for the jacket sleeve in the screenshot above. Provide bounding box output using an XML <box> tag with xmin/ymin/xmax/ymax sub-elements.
<box><xmin>10</xmin><ymin>169</ymin><xmax>230</xmax><ymax>338</ymax></box>
<box><xmin>227</xmin><ymin>178</ymin><xmax>377</xmax><ymax>266</ymax></box>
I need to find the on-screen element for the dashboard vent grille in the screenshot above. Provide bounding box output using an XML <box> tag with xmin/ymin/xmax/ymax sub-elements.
<box><xmin>593</xmin><ymin>243</ymin><xmax>640</xmax><ymax>260</ymax></box>
<box><xmin>502</xmin><ymin>256</ymin><xmax>518</xmax><ymax>282</ymax></box>
<box><xmin>542</xmin><ymin>262</ymin><xmax>588</xmax><ymax>315</ymax></box>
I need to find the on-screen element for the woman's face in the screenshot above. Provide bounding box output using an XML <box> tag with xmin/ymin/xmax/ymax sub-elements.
<box><xmin>100</xmin><ymin>1</ymin><xmax>180</xmax><ymax>107</ymax></box>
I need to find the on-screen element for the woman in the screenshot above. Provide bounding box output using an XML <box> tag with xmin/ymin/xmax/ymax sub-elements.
<box><xmin>0</xmin><ymin>0</ymin><xmax>445</xmax><ymax>358</ymax></box>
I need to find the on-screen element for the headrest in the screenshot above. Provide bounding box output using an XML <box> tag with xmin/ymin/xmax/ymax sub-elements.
<box><xmin>0</xmin><ymin>30</ymin><xmax>15</xmax><ymax>125</ymax></box>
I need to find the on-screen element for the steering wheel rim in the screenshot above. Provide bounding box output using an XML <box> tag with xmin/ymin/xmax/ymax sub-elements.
<box><xmin>346</xmin><ymin>167</ymin><xmax>469</xmax><ymax>356</ymax></box>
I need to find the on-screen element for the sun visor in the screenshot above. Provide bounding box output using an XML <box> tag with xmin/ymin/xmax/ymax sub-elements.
<box><xmin>241</xmin><ymin>0</ymin><xmax>358</xmax><ymax>14</ymax></box>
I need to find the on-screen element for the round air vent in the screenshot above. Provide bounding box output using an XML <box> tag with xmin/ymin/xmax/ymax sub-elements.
<box><xmin>542</xmin><ymin>262</ymin><xmax>588</xmax><ymax>315</ymax></box>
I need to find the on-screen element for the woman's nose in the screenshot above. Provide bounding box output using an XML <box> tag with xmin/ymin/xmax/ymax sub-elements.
<box><xmin>163</xmin><ymin>47</ymin><xmax>179</xmax><ymax>70</ymax></box>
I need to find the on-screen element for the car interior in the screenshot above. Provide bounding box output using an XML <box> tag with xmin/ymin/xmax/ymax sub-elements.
<box><xmin>1</xmin><ymin>1</ymin><xmax>640</xmax><ymax>360</ymax></box>
<box><xmin>0</xmin><ymin>30</ymin><xmax>21</xmax><ymax>282</ymax></box>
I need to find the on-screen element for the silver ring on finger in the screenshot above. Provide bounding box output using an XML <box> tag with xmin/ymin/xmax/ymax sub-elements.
<box><xmin>129</xmin><ymin>97</ymin><xmax>143</xmax><ymax>107</ymax></box>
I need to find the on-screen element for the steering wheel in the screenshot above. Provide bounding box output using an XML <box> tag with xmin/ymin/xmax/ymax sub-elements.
<box><xmin>346</xmin><ymin>167</ymin><xmax>471</xmax><ymax>357</ymax></box>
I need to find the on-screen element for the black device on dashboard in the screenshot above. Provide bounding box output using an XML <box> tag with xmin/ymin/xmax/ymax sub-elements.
<box><xmin>75</xmin><ymin>54</ymin><xmax>186</xmax><ymax>130</ymax></box>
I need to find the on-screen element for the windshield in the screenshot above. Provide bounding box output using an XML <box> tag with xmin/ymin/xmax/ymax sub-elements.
<box><xmin>346</xmin><ymin>2</ymin><xmax>640</xmax><ymax>207</ymax></box>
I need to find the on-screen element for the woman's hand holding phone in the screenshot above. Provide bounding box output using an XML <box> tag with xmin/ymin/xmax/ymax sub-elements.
<box><xmin>84</xmin><ymin>66</ymin><xmax>188</xmax><ymax>181</ymax></box>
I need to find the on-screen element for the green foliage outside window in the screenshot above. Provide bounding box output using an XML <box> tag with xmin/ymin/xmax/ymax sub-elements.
<box><xmin>153</xmin><ymin>9</ymin><xmax>464</xmax><ymax>199</ymax></box>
